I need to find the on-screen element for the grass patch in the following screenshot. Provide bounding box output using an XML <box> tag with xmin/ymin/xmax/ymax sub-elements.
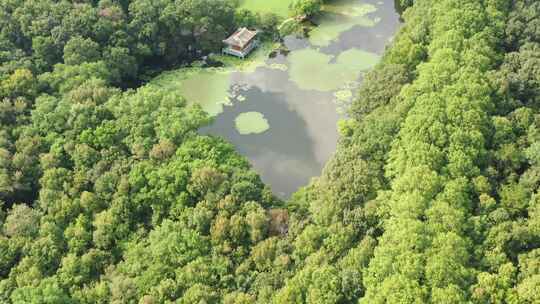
<box><xmin>238</xmin><ymin>0</ymin><xmax>295</xmax><ymax>18</ymax></box>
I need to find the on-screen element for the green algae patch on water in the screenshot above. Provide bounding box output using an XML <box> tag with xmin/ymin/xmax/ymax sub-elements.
<box><xmin>309</xmin><ymin>1</ymin><xmax>379</xmax><ymax>47</ymax></box>
<box><xmin>323</xmin><ymin>0</ymin><xmax>377</xmax><ymax>17</ymax></box>
<box><xmin>235</xmin><ymin>112</ymin><xmax>270</xmax><ymax>135</ymax></box>
<box><xmin>287</xmin><ymin>48</ymin><xmax>380</xmax><ymax>92</ymax></box>
<box><xmin>338</xmin><ymin>48</ymin><xmax>381</xmax><ymax>71</ymax></box>
<box><xmin>148</xmin><ymin>42</ymin><xmax>279</xmax><ymax>116</ymax></box>
<box><xmin>150</xmin><ymin>68</ymin><xmax>233</xmax><ymax>116</ymax></box>
<box><xmin>239</xmin><ymin>0</ymin><xmax>294</xmax><ymax>18</ymax></box>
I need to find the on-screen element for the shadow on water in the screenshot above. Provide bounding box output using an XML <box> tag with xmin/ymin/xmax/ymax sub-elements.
<box><xmin>200</xmin><ymin>87</ymin><xmax>322</xmax><ymax>197</ymax></box>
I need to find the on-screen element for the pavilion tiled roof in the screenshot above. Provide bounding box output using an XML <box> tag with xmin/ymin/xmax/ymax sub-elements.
<box><xmin>223</xmin><ymin>28</ymin><xmax>258</xmax><ymax>48</ymax></box>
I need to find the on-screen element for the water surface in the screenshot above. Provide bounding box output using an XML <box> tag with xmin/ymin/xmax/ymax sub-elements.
<box><xmin>152</xmin><ymin>0</ymin><xmax>401</xmax><ymax>197</ymax></box>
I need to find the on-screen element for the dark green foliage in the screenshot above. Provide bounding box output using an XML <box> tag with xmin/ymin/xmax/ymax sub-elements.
<box><xmin>0</xmin><ymin>0</ymin><xmax>241</xmax><ymax>84</ymax></box>
<box><xmin>505</xmin><ymin>0</ymin><xmax>540</xmax><ymax>49</ymax></box>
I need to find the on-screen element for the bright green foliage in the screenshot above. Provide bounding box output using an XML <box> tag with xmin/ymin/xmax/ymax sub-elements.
<box><xmin>63</xmin><ymin>37</ymin><xmax>101</xmax><ymax>66</ymax></box>
<box><xmin>277</xmin><ymin>0</ymin><xmax>540</xmax><ymax>303</ymax></box>
<box><xmin>290</xmin><ymin>0</ymin><xmax>323</xmax><ymax>17</ymax></box>
<box><xmin>0</xmin><ymin>2</ymin><xmax>287</xmax><ymax>296</ymax></box>
<box><xmin>0</xmin><ymin>80</ymin><xmax>284</xmax><ymax>302</ymax></box>
<box><xmin>0</xmin><ymin>0</ymin><xmax>240</xmax><ymax>85</ymax></box>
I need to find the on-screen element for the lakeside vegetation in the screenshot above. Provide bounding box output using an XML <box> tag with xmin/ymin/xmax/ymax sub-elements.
<box><xmin>0</xmin><ymin>0</ymin><xmax>539</xmax><ymax>303</ymax></box>
<box><xmin>284</xmin><ymin>0</ymin><xmax>540</xmax><ymax>302</ymax></box>
<box><xmin>147</xmin><ymin>41</ymin><xmax>277</xmax><ymax>116</ymax></box>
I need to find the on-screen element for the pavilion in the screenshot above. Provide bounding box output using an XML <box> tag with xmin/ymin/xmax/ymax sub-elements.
<box><xmin>222</xmin><ymin>28</ymin><xmax>259</xmax><ymax>59</ymax></box>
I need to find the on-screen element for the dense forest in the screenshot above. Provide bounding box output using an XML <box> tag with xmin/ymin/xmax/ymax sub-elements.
<box><xmin>0</xmin><ymin>0</ymin><xmax>539</xmax><ymax>303</ymax></box>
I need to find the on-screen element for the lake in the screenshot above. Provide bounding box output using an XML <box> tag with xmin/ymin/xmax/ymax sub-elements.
<box><xmin>151</xmin><ymin>0</ymin><xmax>401</xmax><ymax>198</ymax></box>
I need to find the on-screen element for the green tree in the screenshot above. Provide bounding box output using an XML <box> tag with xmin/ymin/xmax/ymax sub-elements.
<box><xmin>63</xmin><ymin>36</ymin><xmax>101</xmax><ymax>66</ymax></box>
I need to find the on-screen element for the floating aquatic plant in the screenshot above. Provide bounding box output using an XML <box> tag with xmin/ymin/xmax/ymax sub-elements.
<box><xmin>287</xmin><ymin>48</ymin><xmax>380</xmax><ymax>91</ymax></box>
<box><xmin>235</xmin><ymin>112</ymin><xmax>270</xmax><ymax>135</ymax></box>
<box><xmin>309</xmin><ymin>2</ymin><xmax>379</xmax><ymax>46</ymax></box>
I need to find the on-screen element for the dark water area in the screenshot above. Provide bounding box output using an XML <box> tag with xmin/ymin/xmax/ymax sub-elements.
<box><xmin>200</xmin><ymin>0</ymin><xmax>401</xmax><ymax>198</ymax></box>
<box><xmin>202</xmin><ymin>84</ymin><xmax>338</xmax><ymax>196</ymax></box>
